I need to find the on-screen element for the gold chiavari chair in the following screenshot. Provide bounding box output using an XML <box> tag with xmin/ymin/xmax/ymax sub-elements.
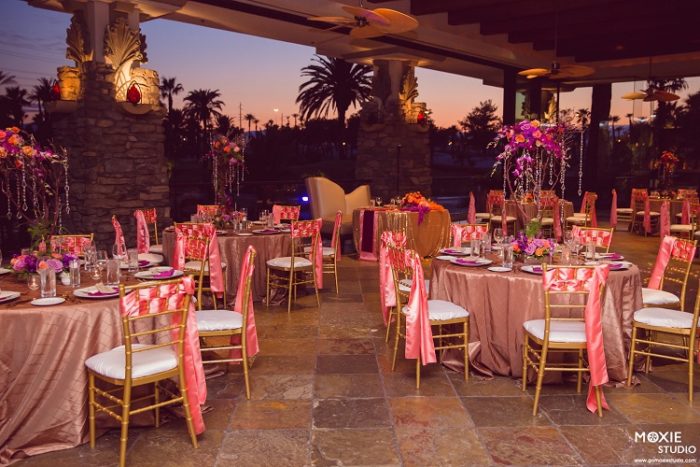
<box><xmin>450</xmin><ymin>222</ymin><xmax>489</xmax><ymax>246</ymax></box>
<box><xmin>389</xmin><ymin>248</ymin><xmax>470</xmax><ymax>388</ymax></box>
<box><xmin>630</xmin><ymin>189</ymin><xmax>660</xmax><ymax>236</ymax></box>
<box><xmin>522</xmin><ymin>264</ymin><xmax>608</xmax><ymax>416</ymax></box>
<box><xmin>572</xmin><ymin>226</ymin><xmax>614</xmax><ymax>254</ymax></box>
<box><xmin>305</xmin><ymin>210</ymin><xmax>342</xmax><ymax>294</ymax></box>
<box><xmin>487</xmin><ymin>193</ymin><xmax>517</xmax><ymax>235</ymax></box>
<box><xmin>614</xmin><ymin>189</ymin><xmax>634</xmax><ymax>227</ymax></box>
<box><xmin>197</xmin><ymin>246</ymin><xmax>257</xmax><ymax>399</ymax></box>
<box><xmin>670</xmin><ymin>202</ymin><xmax>700</xmax><ymax>240</ymax></box>
<box><xmin>272</xmin><ymin>204</ymin><xmax>301</xmax><ymax>223</ymax></box>
<box><xmin>627</xmin><ymin>280</ymin><xmax>700</xmax><ymax>402</ymax></box>
<box><xmin>48</xmin><ymin>233</ymin><xmax>94</xmax><ymax>256</ymax></box>
<box><xmin>85</xmin><ymin>278</ymin><xmax>198</xmax><ymax>467</ymax></box>
<box><xmin>475</xmin><ymin>190</ymin><xmax>502</xmax><ymax>222</ymax></box>
<box><xmin>140</xmin><ymin>208</ymin><xmax>163</xmax><ymax>254</ymax></box>
<box><xmin>642</xmin><ymin>238</ymin><xmax>697</xmax><ymax>312</ymax></box>
<box><xmin>565</xmin><ymin>192</ymin><xmax>597</xmax><ymax>229</ymax></box>
<box><xmin>537</xmin><ymin>196</ymin><xmax>558</xmax><ymax>237</ymax></box>
<box><xmin>266</xmin><ymin>219</ymin><xmax>320</xmax><ymax>313</ymax></box>
<box><xmin>175</xmin><ymin>223</ymin><xmax>227</xmax><ymax>310</ymax></box>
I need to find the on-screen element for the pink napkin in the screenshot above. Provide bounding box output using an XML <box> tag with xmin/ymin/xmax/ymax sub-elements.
<box><xmin>138</xmin><ymin>260</ymin><xmax>150</xmax><ymax>267</ymax></box>
<box><xmin>455</xmin><ymin>258</ymin><xmax>481</xmax><ymax>266</ymax></box>
<box><xmin>610</xmin><ymin>189</ymin><xmax>618</xmax><ymax>228</ymax></box>
<box><xmin>153</xmin><ymin>269</ymin><xmax>175</xmax><ymax>278</ymax></box>
<box><xmin>88</xmin><ymin>288</ymin><xmax>118</xmax><ymax>296</ymax></box>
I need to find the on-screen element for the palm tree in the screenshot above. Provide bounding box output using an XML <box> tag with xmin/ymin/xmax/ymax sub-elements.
<box><xmin>160</xmin><ymin>77</ymin><xmax>184</xmax><ymax>114</ymax></box>
<box><xmin>626</xmin><ymin>113</ymin><xmax>634</xmax><ymax>127</ymax></box>
<box><xmin>575</xmin><ymin>108</ymin><xmax>591</xmax><ymax>128</ymax></box>
<box><xmin>244</xmin><ymin>113</ymin><xmax>255</xmax><ymax>134</ymax></box>
<box><xmin>296</xmin><ymin>55</ymin><xmax>372</xmax><ymax>129</ymax></box>
<box><xmin>609</xmin><ymin>115</ymin><xmax>620</xmax><ymax>140</ymax></box>
<box><xmin>183</xmin><ymin>88</ymin><xmax>224</xmax><ymax>132</ymax></box>
<box><xmin>216</xmin><ymin>115</ymin><xmax>232</xmax><ymax>135</ymax></box>
<box><xmin>30</xmin><ymin>78</ymin><xmax>53</xmax><ymax>123</ymax></box>
<box><xmin>3</xmin><ymin>86</ymin><xmax>30</xmax><ymax>125</ymax></box>
<box><xmin>0</xmin><ymin>71</ymin><xmax>16</xmax><ymax>87</ymax></box>
<box><xmin>253</xmin><ymin>118</ymin><xmax>260</xmax><ymax>133</ymax></box>
<box><xmin>291</xmin><ymin>113</ymin><xmax>299</xmax><ymax>128</ymax></box>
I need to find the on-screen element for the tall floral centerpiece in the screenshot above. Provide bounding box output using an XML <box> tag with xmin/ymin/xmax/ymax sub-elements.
<box><xmin>0</xmin><ymin>127</ymin><xmax>70</xmax><ymax>242</ymax></box>
<box><xmin>208</xmin><ymin>133</ymin><xmax>245</xmax><ymax>206</ymax></box>
<box><xmin>652</xmin><ymin>150</ymin><xmax>680</xmax><ymax>195</ymax></box>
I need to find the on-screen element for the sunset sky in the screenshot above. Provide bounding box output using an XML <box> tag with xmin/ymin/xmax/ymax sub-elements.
<box><xmin>2</xmin><ymin>2</ymin><xmax>698</xmax><ymax>128</ymax></box>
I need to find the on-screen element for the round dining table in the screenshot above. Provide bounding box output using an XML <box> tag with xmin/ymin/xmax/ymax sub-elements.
<box><xmin>162</xmin><ymin>225</ymin><xmax>292</xmax><ymax>302</ymax></box>
<box><xmin>505</xmin><ymin>200</ymin><xmax>575</xmax><ymax>229</ymax></box>
<box><xmin>352</xmin><ymin>207</ymin><xmax>451</xmax><ymax>260</ymax></box>
<box><xmin>429</xmin><ymin>255</ymin><xmax>643</xmax><ymax>383</ymax></box>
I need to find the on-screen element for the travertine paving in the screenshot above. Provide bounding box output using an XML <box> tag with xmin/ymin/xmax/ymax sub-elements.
<box><xmin>19</xmin><ymin>228</ymin><xmax>700</xmax><ymax>466</ymax></box>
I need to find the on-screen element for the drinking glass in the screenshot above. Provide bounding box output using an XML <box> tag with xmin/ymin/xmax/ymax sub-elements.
<box><xmin>27</xmin><ymin>274</ymin><xmax>40</xmax><ymax>291</ymax></box>
<box><xmin>375</xmin><ymin>197</ymin><xmax>383</xmax><ymax>207</ymax></box>
<box><xmin>482</xmin><ymin>232</ymin><xmax>492</xmax><ymax>254</ymax></box>
<box><xmin>127</xmin><ymin>248</ymin><xmax>139</xmax><ymax>273</ymax></box>
<box><xmin>105</xmin><ymin>259</ymin><xmax>120</xmax><ymax>285</ymax></box>
<box><xmin>503</xmin><ymin>245</ymin><xmax>514</xmax><ymax>269</ymax></box>
<box><xmin>69</xmin><ymin>259</ymin><xmax>81</xmax><ymax>287</ymax></box>
<box><xmin>260</xmin><ymin>210</ymin><xmax>268</xmax><ymax>222</ymax></box>
<box><xmin>240</xmin><ymin>208</ymin><xmax>248</xmax><ymax>223</ymax></box>
<box><xmin>84</xmin><ymin>245</ymin><xmax>96</xmax><ymax>272</ymax></box>
<box><xmin>39</xmin><ymin>268</ymin><xmax>56</xmax><ymax>298</ymax></box>
<box><xmin>571</xmin><ymin>239</ymin><xmax>583</xmax><ymax>264</ymax></box>
<box><xmin>470</xmin><ymin>238</ymin><xmax>481</xmax><ymax>258</ymax></box>
<box><xmin>561</xmin><ymin>245</ymin><xmax>572</xmax><ymax>265</ymax></box>
<box><xmin>586</xmin><ymin>240</ymin><xmax>596</xmax><ymax>261</ymax></box>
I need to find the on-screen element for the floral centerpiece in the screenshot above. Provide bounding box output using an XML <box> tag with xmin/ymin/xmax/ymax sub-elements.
<box><xmin>0</xmin><ymin>127</ymin><xmax>70</xmax><ymax>242</ymax></box>
<box><xmin>208</xmin><ymin>133</ymin><xmax>246</xmax><ymax>205</ymax></box>
<box><xmin>11</xmin><ymin>251</ymin><xmax>77</xmax><ymax>277</ymax></box>
<box><xmin>652</xmin><ymin>150</ymin><xmax>680</xmax><ymax>193</ymax></box>
<box><xmin>511</xmin><ymin>232</ymin><xmax>555</xmax><ymax>261</ymax></box>
<box><xmin>400</xmin><ymin>191</ymin><xmax>445</xmax><ymax>224</ymax></box>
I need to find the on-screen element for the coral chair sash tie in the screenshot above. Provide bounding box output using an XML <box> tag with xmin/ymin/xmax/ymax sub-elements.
<box><xmin>173</xmin><ymin>223</ymin><xmax>225</xmax><ymax>297</ymax></box>
<box><xmin>610</xmin><ymin>189</ymin><xmax>618</xmax><ymax>228</ymax></box>
<box><xmin>403</xmin><ymin>250</ymin><xmax>437</xmax><ymax>365</ymax></box>
<box><xmin>660</xmin><ymin>201</ymin><xmax>671</xmax><ymax>238</ymax></box>
<box><xmin>331</xmin><ymin>210</ymin><xmax>343</xmax><ymax>259</ymax></box>
<box><xmin>467</xmin><ymin>192</ymin><xmax>476</xmax><ymax>224</ymax></box>
<box><xmin>359</xmin><ymin>208</ymin><xmax>380</xmax><ymax>261</ymax></box>
<box><xmin>290</xmin><ymin>219</ymin><xmax>323</xmax><ymax>289</ymax></box>
<box><xmin>378</xmin><ymin>231</ymin><xmax>407</xmax><ymax>325</ymax></box>
<box><xmin>643</xmin><ymin>197</ymin><xmax>652</xmax><ymax>234</ymax></box>
<box><xmin>648</xmin><ymin>236</ymin><xmax>676</xmax><ymax>289</ymax></box>
<box><xmin>134</xmin><ymin>210</ymin><xmax>150</xmax><ymax>254</ymax></box>
<box><xmin>451</xmin><ymin>224</ymin><xmax>488</xmax><ymax>248</ymax></box>
<box><xmin>111</xmin><ymin>216</ymin><xmax>126</xmax><ymax>256</ymax></box>
<box><xmin>119</xmin><ymin>276</ymin><xmax>207</xmax><ymax>434</ymax></box>
<box><xmin>272</xmin><ymin>205</ymin><xmax>300</xmax><ymax>224</ymax></box>
<box><xmin>681</xmin><ymin>198</ymin><xmax>691</xmax><ymax>225</ymax></box>
<box><xmin>233</xmin><ymin>245</ymin><xmax>259</xmax><ymax>359</ymax></box>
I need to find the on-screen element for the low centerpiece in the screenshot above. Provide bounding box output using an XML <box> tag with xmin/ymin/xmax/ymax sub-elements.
<box><xmin>511</xmin><ymin>232</ymin><xmax>555</xmax><ymax>263</ymax></box>
<box><xmin>11</xmin><ymin>251</ymin><xmax>77</xmax><ymax>279</ymax></box>
<box><xmin>400</xmin><ymin>191</ymin><xmax>445</xmax><ymax>224</ymax></box>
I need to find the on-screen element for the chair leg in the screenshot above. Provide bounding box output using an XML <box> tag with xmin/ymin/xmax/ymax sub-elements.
<box><xmin>464</xmin><ymin>319</ymin><xmax>469</xmax><ymax>382</ymax></box>
<box><xmin>522</xmin><ymin>334</ymin><xmax>529</xmax><ymax>392</ymax></box>
<box><xmin>287</xmin><ymin>269</ymin><xmax>294</xmax><ymax>314</ymax></box>
<box><xmin>645</xmin><ymin>330</ymin><xmax>654</xmax><ymax>373</ymax></box>
<box><xmin>391</xmin><ymin>313</ymin><xmax>401</xmax><ymax>371</ymax></box>
<box><xmin>415</xmin><ymin>356</ymin><xmax>421</xmax><ymax>389</ymax></box>
<box><xmin>88</xmin><ymin>373</ymin><xmax>96</xmax><ymax>448</ymax></box>
<box><xmin>118</xmin><ymin>385</ymin><xmax>132</xmax><ymax>467</ymax></box>
<box><xmin>265</xmin><ymin>268</ymin><xmax>270</xmax><ymax>307</ymax></box>
<box><xmin>179</xmin><ymin>371</ymin><xmax>199</xmax><ymax>449</ymax></box>
<box><xmin>242</xmin><ymin>351</ymin><xmax>251</xmax><ymax>400</ymax></box>
<box><xmin>384</xmin><ymin>308</ymin><xmax>393</xmax><ymax>343</ymax></box>
<box><xmin>627</xmin><ymin>325</ymin><xmax>638</xmax><ymax>386</ymax></box>
<box><xmin>313</xmin><ymin>271</ymin><xmax>321</xmax><ymax>309</ymax></box>
<box><xmin>532</xmin><ymin>346</ymin><xmax>548</xmax><ymax>416</ymax></box>
<box><xmin>577</xmin><ymin>349</ymin><xmax>584</xmax><ymax>394</ymax></box>
<box><xmin>333</xmin><ymin>258</ymin><xmax>339</xmax><ymax>295</ymax></box>
<box><xmin>154</xmin><ymin>381</ymin><xmax>160</xmax><ymax>428</ymax></box>
<box><xmin>595</xmin><ymin>386</ymin><xmax>603</xmax><ymax>418</ymax></box>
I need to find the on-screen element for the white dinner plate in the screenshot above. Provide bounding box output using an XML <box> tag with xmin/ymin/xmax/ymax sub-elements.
<box><xmin>252</xmin><ymin>229</ymin><xmax>279</xmax><ymax>235</ymax></box>
<box><xmin>0</xmin><ymin>267</ymin><xmax>11</xmax><ymax>275</ymax></box>
<box><xmin>487</xmin><ymin>266</ymin><xmax>512</xmax><ymax>273</ymax></box>
<box><xmin>0</xmin><ymin>291</ymin><xmax>21</xmax><ymax>303</ymax></box>
<box><xmin>450</xmin><ymin>257</ymin><xmax>492</xmax><ymax>267</ymax></box>
<box><xmin>596</xmin><ymin>252</ymin><xmax>625</xmax><ymax>260</ymax></box>
<box><xmin>120</xmin><ymin>259</ymin><xmax>153</xmax><ymax>270</ymax></box>
<box><xmin>234</xmin><ymin>232</ymin><xmax>253</xmax><ymax>236</ymax></box>
<box><xmin>74</xmin><ymin>286</ymin><xmax>120</xmax><ymax>299</ymax></box>
<box><xmin>435</xmin><ymin>255</ymin><xmax>456</xmax><ymax>261</ymax></box>
<box><xmin>31</xmin><ymin>297</ymin><xmax>66</xmax><ymax>306</ymax></box>
<box><xmin>439</xmin><ymin>247</ymin><xmax>471</xmax><ymax>256</ymax></box>
<box><xmin>216</xmin><ymin>229</ymin><xmax>227</xmax><ymax>234</ymax></box>
<box><xmin>135</xmin><ymin>268</ymin><xmax>184</xmax><ymax>280</ymax></box>
<box><xmin>521</xmin><ymin>265</ymin><xmax>544</xmax><ymax>275</ymax></box>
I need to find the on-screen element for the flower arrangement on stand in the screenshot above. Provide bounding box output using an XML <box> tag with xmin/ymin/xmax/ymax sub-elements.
<box><xmin>652</xmin><ymin>150</ymin><xmax>680</xmax><ymax>194</ymax></box>
<box><xmin>0</xmin><ymin>127</ymin><xmax>70</xmax><ymax>243</ymax></box>
<box><xmin>400</xmin><ymin>191</ymin><xmax>445</xmax><ymax>224</ymax></box>
<box><xmin>208</xmin><ymin>133</ymin><xmax>245</xmax><ymax>206</ymax></box>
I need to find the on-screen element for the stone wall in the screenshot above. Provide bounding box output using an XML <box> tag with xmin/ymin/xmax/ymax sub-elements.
<box><xmin>51</xmin><ymin>62</ymin><xmax>170</xmax><ymax>247</ymax></box>
<box><xmin>355</xmin><ymin>120</ymin><xmax>432</xmax><ymax>199</ymax></box>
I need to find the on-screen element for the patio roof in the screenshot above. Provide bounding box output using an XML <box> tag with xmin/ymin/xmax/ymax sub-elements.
<box><xmin>27</xmin><ymin>0</ymin><xmax>700</xmax><ymax>87</ymax></box>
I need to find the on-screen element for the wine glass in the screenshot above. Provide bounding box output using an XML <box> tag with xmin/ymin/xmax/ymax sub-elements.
<box><xmin>27</xmin><ymin>274</ymin><xmax>40</xmax><ymax>291</ymax></box>
<box><xmin>493</xmin><ymin>228</ymin><xmax>503</xmax><ymax>247</ymax></box>
<box><xmin>375</xmin><ymin>196</ymin><xmax>383</xmax><ymax>207</ymax></box>
<box><xmin>571</xmin><ymin>238</ymin><xmax>583</xmax><ymax>264</ymax></box>
<box><xmin>112</xmin><ymin>243</ymin><xmax>125</xmax><ymax>263</ymax></box>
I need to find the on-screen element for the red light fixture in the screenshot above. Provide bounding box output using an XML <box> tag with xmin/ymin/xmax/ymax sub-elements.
<box><xmin>416</xmin><ymin>111</ymin><xmax>426</xmax><ymax>125</ymax></box>
<box><xmin>50</xmin><ymin>81</ymin><xmax>61</xmax><ymax>100</ymax></box>
<box><xmin>126</xmin><ymin>83</ymin><xmax>141</xmax><ymax>104</ymax></box>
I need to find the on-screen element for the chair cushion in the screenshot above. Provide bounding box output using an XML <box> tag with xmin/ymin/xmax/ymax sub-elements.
<box><xmin>303</xmin><ymin>246</ymin><xmax>336</xmax><ymax>257</ymax></box>
<box><xmin>266</xmin><ymin>256</ymin><xmax>312</xmax><ymax>269</ymax></box>
<box><xmin>539</xmin><ymin>217</ymin><xmax>554</xmax><ymax>225</ymax></box>
<box><xmin>490</xmin><ymin>215</ymin><xmax>517</xmax><ymax>222</ymax></box>
<box><xmin>139</xmin><ymin>253</ymin><xmax>164</xmax><ymax>265</ymax></box>
<box><xmin>402</xmin><ymin>300</ymin><xmax>469</xmax><ymax>321</ymax></box>
<box><xmin>523</xmin><ymin>319</ymin><xmax>586</xmax><ymax>343</ymax></box>
<box><xmin>669</xmin><ymin>224</ymin><xmax>692</xmax><ymax>232</ymax></box>
<box><xmin>184</xmin><ymin>260</ymin><xmax>227</xmax><ymax>271</ymax></box>
<box><xmin>634</xmin><ymin>307</ymin><xmax>695</xmax><ymax>329</ymax></box>
<box><xmin>642</xmin><ymin>287</ymin><xmax>680</xmax><ymax>306</ymax></box>
<box><xmin>398</xmin><ymin>279</ymin><xmax>430</xmax><ymax>294</ymax></box>
<box><xmin>149</xmin><ymin>244</ymin><xmax>163</xmax><ymax>254</ymax></box>
<box><xmin>475</xmin><ymin>212</ymin><xmax>491</xmax><ymax>219</ymax></box>
<box><xmin>636</xmin><ymin>211</ymin><xmax>660</xmax><ymax>216</ymax></box>
<box><xmin>695</xmin><ymin>230</ymin><xmax>700</xmax><ymax>239</ymax></box>
<box><xmin>566</xmin><ymin>216</ymin><xmax>587</xmax><ymax>224</ymax></box>
<box><xmin>85</xmin><ymin>344</ymin><xmax>178</xmax><ymax>380</ymax></box>
<box><xmin>197</xmin><ymin>309</ymin><xmax>243</xmax><ymax>332</ymax></box>
<box><xmin>616</xmin><ymin>208</ymin><xmax>633</xmax><ymax>213</ymax></box>
<box><xmin>572</xmin><ymin>212</ymin><xmax>588</xmax><ymax>218</ymax></box>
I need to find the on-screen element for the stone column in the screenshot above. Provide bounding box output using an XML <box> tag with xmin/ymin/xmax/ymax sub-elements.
<box><xmin>49</xmin><ymin>7</ymin><xmax>170</xmax><ymax>247</ymax></box>
<box><xmin>355</xmin><ymin>60</ymin><xmax>432</xmax><ymax>199</ymax></box>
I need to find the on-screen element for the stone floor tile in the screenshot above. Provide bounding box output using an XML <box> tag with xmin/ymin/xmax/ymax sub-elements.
<box><xmin>317</xmin><ymin>338</ymin><xmax>375</xmax><ymax>355</ymax></box>
<box><xmin>229</xmin><ymin>400</ymin><xmax>312</xmax><ymax>430</ymax></box>
<box><xmin>256</xmin><ymin>337</ymin><xmax>318</xmax><ymax>356</ymax></box>
<box><xmin>311</xmin><ymin>428</ymin><xmax>400</xmax><ymax>466</ymax></box>
<box><xmin>538</xmin><ymin>394</ymin><xmax>630</xmax><ymax>426</ymax></box>
<box><xmin>248</xmin><ymin>355</ymin><xmax>317</xmax><ymax>375</ymax></box>
<box><xmin>478</xmin><ymin>426</ymin><xmax>581</xmax><ymax>465</ymax></box>
<box><xmin>123</xmin><ymin>425</ymin><xmax>223</xmax><ymax>467</ymax></box>
<box><xmin>316</xmin><ymin>354</ymin><xmax>379</xmax><ymax>373</ymax></box>
<box><xmin>314</xmin><ymin>373</ymin><xmax>385</xmax><ymax>399</ymax></box>
<box><xmin>449</xmin><ymin>374</ymin><xmax>524</xmax><ymax>397</ymax></box>
<box><xmin>395</xmin><ymin>426</ymin><xmax>491</xmax><ymax>467</ymax></box>
<box><xmin>606</xmin><ymin>392</ymin><xmax>700</xmax><ymax>424</ymax></box>
<box><xmin>389</xmin><ymin>397</ymin><xmax>473</xmax><ymax>428</ymax></box>
<box><xmin>312</xmin><ymin>398</ymin><xmax>391</xmax><ymax>429</ymax></box>
<box><xmin>218</xmin><ymin>429</ymin><xmax>309</xmax><ymax>466</ymax></box>
<box><xmin>462</xmin><ymin>396</ymin><xmax>549</xmax><ymax>427</ymax></box>
<box><xmin>382</xmin><ymin>369</ymin><xmax>456</xmax><ymax>398</ymax></box>
<box><xmin>248</xmin><ymin>374</ymin><xmax>314</xmax><ymax>400</ymax></box>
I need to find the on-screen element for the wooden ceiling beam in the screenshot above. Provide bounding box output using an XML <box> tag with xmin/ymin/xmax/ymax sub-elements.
<box><xmin>573</xmin><ymin>41</ymin><xmax>700</xmax><ymax>62</ymax></box>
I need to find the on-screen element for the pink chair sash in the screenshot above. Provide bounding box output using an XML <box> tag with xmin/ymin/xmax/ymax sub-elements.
<box><xmin>134</xmin><ymin>210</ymin><xmax>150</xmax><ymax>254</ymax></box>
<box><xmin>660</xmin><ymin>201</ymin><xmax>671</xmax><ymax>238</ymax></box>
<box><xmin>451</xmin><ymin>224</ymin><xmax>488</xmax><ymax>247</ymax></box>
<box><xmin>403</xmin><ymin>250</ymin><xmax>437</xmax><ymax>365</ymax></box>
<box><xmin>648</xmin><ymin>236</ymin><xmax>676</xmax><ymax>289</ymax></box>
<box><xmin>331</xmin><ymin>210</ymin><xmax>343</xmax><ymax>259</ymax></box>
<box><xmin>49</xmin><ymin>235</ymin><xmax>92</xmax><ymax>255</ymax></box>
<box><xmin>572</xmin><ymin>227</ymin><xmax>613</xmax><ymax>249</ymax></box>
<box><xmin>543</xmin><ymin>266</ymin><xmax>610</xmax><ymax>413</ymax></box>
<box><xmin>231</xmin><ymin>245</ymin><xmax>258</xmax><ymax>359</ymax></box>
<box><xmin>272</xmin><ymin>205</ymin><xmax>300</xmax><ymax>224</ymax></box>
<box><xmin>290</xmin><ymin>219</ymin><xmax>323</xmax><ymax>289</ymax></box>
<box><xmin>610</xmin><ymin>189</ymin><xmax>618</xmax><ymax>228</ymax></box>
<box><xmin>359</xmin><ymin>208</ymin><xmax>380</xmax><ymax>261</ymax></box>
<box><xmin>196</xmin><ymin>205</ymin><xmax>220</xmax><ymax>217</ymax></box>
<box><xmin>643</xmin><ymin>198</ymin><xmax>652</xmax><ymax>234</ymax></box>
<box><xmin>467</xmin><ymin>192</ymin><xmax>476</xmax><ymax>224</ymax></box>
<box><xmin>681</xmin><ymin>199</ymin><xmax>691</xmax><ymax>225</ymax></box>
<box><xmin>671</xmin><ymin>237</ymin><xmax>697</xmax><ymax>263</ymax></box>
<box><xmin>142</xmin><ymin>208</ymin><xmax>157</xmax><ymax>224</ymax></box>
<box><xmin>112</xmin><ymin>216</ymin><xmax>126</xmax><ymax>255</ymax></box>
<box><xmin>120</xmin><ymin>276</ymin><xmax>206</xmax><ymax>434</ymax></box>
<box><xmin>173</xmin><ymin>223</ymin><xmax>225</xmax><ymax>297</ymax></box>
<box><xmin>378</xmin><ymin>231</ymin><xmax>407</xmax><ymax>325</ymax></box>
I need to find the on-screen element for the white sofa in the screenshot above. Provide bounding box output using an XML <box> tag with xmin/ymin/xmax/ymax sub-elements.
<box><xmin>305</xmin><ymin>176</ymin><xmax>371</xmax><ymax>236</ymax></box>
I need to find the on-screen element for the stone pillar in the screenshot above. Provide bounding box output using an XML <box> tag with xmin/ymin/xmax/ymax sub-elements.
<box><xmin>49</xmin><ymin>6</ymin><xmax>170</xmax><ymax>247</ymax></box>
<box><xmin>355</xmin><ymin>60</ymin><xmax>432</xmax><ymax>199</ymax></box>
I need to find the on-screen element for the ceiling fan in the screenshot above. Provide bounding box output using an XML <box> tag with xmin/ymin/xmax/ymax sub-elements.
<box><xmin>518</xmin><ymin>0</ymin><xmax>595</xmax><ymax>81</ymax></box>
<box><xmin>621</xmin><ymin>86</ymin><xmax>679</xmax><ymax>102</ymax></box>
<box><xmin>308</xmin><ymin>1</ymin><xmax>419</xmax><ymax>39</ymax></box>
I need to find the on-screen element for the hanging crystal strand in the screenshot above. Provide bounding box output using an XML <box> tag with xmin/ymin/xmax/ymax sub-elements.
<box><xmin>63</xmin><ymin>155</ymin><xmax>70</xmax><ymax>214</ymax></box>
<box><xmin>236</xmin><ymin>164</ymin><xmax>241</xmax><ymax>196</ymax></box>
<box><xmin>57</xmin><ymin>197</ymin><xmax>63</xmax><ymax>229</ymax></box>
<box><xmin>578</xmin><ymin>129</ymin><xmax>584</xmax><ymax>196</ymax></box>
<box><xmin>32</xmin><ymin>174</ymin><xmax>39</xmax><ymax>218</ymax></box>
<box><xmin>2</xmin><ymin>178</ymin><xmax>10</xmax><ymax>220</ymax></box>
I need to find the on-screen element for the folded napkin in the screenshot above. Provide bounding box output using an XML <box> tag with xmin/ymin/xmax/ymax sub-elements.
<box><xmin>608</xmin><ymin>263</ymin><xmax>627</xmax><ymax>271</ymax></box>
<box><xmin>89</xmin><ymin>284</ymin><xmax>118</xmax><ymax>296</ymax></box>
<box><xmin>138</xmin><ymin>260</ymin><xmax>150</xmax><ymax>267</ymax></box>
<box><xmin>443</xmin><ymin>248</ymin><xmax>463</xmax><ymax>255</ymax></box>
<box><xmin>531</xmin><ymin>266</ymin><xmax>543</xmax><ymax>273</ymax></box>
<box><xmin>455</xmin><ymin>259</ymin><xmax>481</xmax><ymax>265</ymax></box>
<box><xmin>152</xmin><ymin>269</ymin><xmax>175</xmax><ymax>278</ymax></box>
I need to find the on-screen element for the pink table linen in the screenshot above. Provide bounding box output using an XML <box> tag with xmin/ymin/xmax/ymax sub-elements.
<box><xmin>429</xmin><ymin>258</ymin><xmax>643</xmax><ymax>383</ymax></box>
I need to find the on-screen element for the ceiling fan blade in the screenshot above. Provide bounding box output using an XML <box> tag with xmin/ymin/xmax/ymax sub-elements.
<box><xmin>342</xmin><ymin>6</ymin><xmax>391</xmax><ymax>27</ymax></box>
<box><xmin>307</xmin><ymin>16</ymin><xmax>356</xmax><ymax>25</ymax></box>
<box><xmin>621</xmin><ymin>91</ymin><xmax>647</xmax><ymax>100</ymax></box>
<box><xmin>373</xmin><ymin>8</ymin><xmax>419</xmax><ymax>33</ymax></box>
<box><xmin>350</xmin><ymin>24</ymin><xmax>385</xmax><ymax>39</ymax></box>
<box><xmin>550</xmin><ymin>64</ymin><xmax>595</xmax><ymax>79</ymax></box>
<box><xmin>654</xmin><ymin>90</ymin><xmax>680</xmax><ymax>102</ymax></box>
<box><xmin>518</xmin><ymin>68</ymin><xmax>549</xmax><ymax>79</ymax></box>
